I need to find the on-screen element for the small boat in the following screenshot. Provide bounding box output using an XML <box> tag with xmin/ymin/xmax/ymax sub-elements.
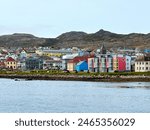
<box><xmin>14</xmin><ymin>78</ymin><xmax>20</xmax><ymax>81</ymax></box>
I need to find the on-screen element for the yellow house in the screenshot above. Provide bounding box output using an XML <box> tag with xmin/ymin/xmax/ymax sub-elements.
<box><xmin>67</xmin><ymin>62</ymin><xmax>76</xmax><ymax>71</ymax></box>
<box><xmin>113</xmin><ymin>56</ymin><xmax>118</xmax><ymax>71</ymax></box>
<box><xmin>5</xmin><ymin>57</ymin><xmax>17</xmax><ymax>70</ymax></box>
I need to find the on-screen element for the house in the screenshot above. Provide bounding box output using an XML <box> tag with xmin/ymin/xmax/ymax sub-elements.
<box><xmin>88</xmin><ymin>54</ymin><xmax>113</xmax><ymax>72</ymax></box>
<box><xmin>135</xmin><ymin>54</ymin><xmax>150</xmax><ymax>72</ymax></box>
<box><xmin>62</xmin><ymin>53</ymin><xmax>78</xmax><ymax>70</ymax></box>
<box><xmin>126</xmin><ymin>55</ymin><xmax>131</xmax><ymax>71</ymax></box>
<box><xmin>17</xmin><ymin>59</ymin><xmax>26</xmax><ymax>70</ymax></box>
<box><xmin>25</xmin><ymin>57</ymin><xmax>43</xmax><ymax>70</ymax></box>
<box><xmin>113</xmin><ymin>55</ymin><xmax>126</xmax><ymax>72</ymax></box>
<box><xmin>88</xmin><ymin>57</ymin><xmax>99</xmax><ymax>72</ymax></box>
<box><xmin>43</xmin><ymin>59</ymin><xmax>62</xmax><ymax>70</ymax></box>
<box><xmin>67</xmin><ymin>56</ymin><xmax>92</xmax><ymax>71</ymax></box>
<box><xmin>36</xmin><ymin>49</ymin><xmax>72</xmax><ymax>57</ymax></box>
<box><xmin>0</xmin><ymin>61</ymin><xmax>6</xmax><ymax>69</ymax></box>
<box><xmin>19</xmin><ymin>50</ymin><xmax>27</xmax><ymax>59</ymax></box>
<box><xmin>76</xmin><ymin>61</ymin><xmax>88</xmax><ymax>72</ymax></box>
<box><xmin>5</xmin><ymin>57</ymin><xmax>17</xmax><ymax>70</ymax></box>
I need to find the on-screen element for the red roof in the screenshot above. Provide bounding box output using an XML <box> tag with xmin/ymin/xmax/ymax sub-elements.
<box><xmin>6</xmin><ymin>57</ymin><xmax>15</xmax><ymax>62</ymax></box>
<box><xmin>68</xmin><ymin>55</ymin><xmax>94</xmax><ymax>63</ymax></box>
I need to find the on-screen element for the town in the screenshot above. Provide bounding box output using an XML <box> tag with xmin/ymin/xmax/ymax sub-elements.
<box><xmin>0</xmin><ymin>45</ymin><xmax>150</xmax><ymax>73</ymax></box>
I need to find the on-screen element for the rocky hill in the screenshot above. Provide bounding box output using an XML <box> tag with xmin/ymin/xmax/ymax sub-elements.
<box><xmin>0</xmin><ymin>30</ymin><xmax>150</xmax><ymax>49</ymax></box>
<box><xmin>0</xmin><ymin>33</ymin><xmax>46</xmax><ymax>47</ymax></box>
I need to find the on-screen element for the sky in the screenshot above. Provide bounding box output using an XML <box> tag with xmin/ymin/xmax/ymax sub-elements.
<box><xmin>0</xmin><ymin>0</ymin><xmax>150</xmax><ymax>38</ymax></box>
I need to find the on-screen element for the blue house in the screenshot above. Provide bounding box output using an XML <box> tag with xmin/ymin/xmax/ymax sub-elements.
<box><xmin>76</xmin><ymin>61</ymin><xmax>88</xmax><ymax>72</ymax></box>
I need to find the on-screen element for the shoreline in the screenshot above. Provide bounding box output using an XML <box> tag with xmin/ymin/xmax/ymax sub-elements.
<box><xmin>0</xmin><ymin>74</ymin><xmax>150</xmax><ymax>82</ymax></box>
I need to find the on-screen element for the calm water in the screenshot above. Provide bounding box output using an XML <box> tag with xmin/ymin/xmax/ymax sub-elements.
<box><xmin>0</xmin><ymin>78</ymin><xmax>150</xmax><ymax>113</ymax></box>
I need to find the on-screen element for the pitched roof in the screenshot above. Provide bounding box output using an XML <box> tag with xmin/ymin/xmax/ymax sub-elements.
<box><xmin>6</xmin><ymin>57</ymin><xmax>15</xmax><ymax>62</ymax></box>
<box><xmin>76</xmin><ymin>61</ymin><xmax>87</xmax><ymax>66</ymax></box>
<box><xmin>68</xmin><ymin>55</ymin><xmax>94</xmax><ymax>63</ymax></box>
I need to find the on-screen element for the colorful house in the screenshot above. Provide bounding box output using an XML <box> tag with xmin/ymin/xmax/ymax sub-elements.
<box><xmin>113</xmin><ymin>55</ymin><xmax>126</xmax><ymax>72</ymax></box>
<box><xmin>88</xmin><ymin>57</ymin><xmax>99</xmax><ymax>72</ymax></box>
<box><xmin>5</xmin><ymin>57</ymin><xmax>17</xmax><ymax>70</ymax></box>
<box><xmin>76</xmin><ymin>61</ymin><xmax>88</xmax><ymax>72</ymax></box>
<box><xmin>88</xmin><ymin>55</ymin><xmax>113</xmax><ymax>72</ymax></box>
<box><xmin>67</xmin><ymin>56</ymin><xmax>92</xmax><ymax>71</ymax></box>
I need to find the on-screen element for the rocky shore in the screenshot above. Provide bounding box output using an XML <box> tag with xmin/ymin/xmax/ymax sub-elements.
<box><xmin>0</xmin><ymin>74</ymin><xmax>150</xmax><ymax>82</ymax></box>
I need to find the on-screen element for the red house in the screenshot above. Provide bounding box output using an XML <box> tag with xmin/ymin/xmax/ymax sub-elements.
<box><xmin>113</xmin><ymin>55</ymin><xmax>126</xmax><ymax>71</ymax></box>
<box><xmin>0</xmin><ymin>61</ymin><xmax>6</xmax><ymax>69</ymax></box>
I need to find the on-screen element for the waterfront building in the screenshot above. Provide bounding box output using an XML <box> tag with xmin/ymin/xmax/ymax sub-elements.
<box><xmin>25</xmin><ymin>57</ymin><xmax>43</xmax><ymax>70</ymax></box>
<box><xmin>43</xmin><ymin>59</ymin><xmax>62</xmax><ymax>70</ymax></box>
<box><xmin>88</xmin><ymin>57</ymin><xmax>99</xmax><ymax>72</ymax></box>
<box><xmin>125</xmin><ymin>55</ymin><xmax>131</xmax><ymax>71</ymax></box>
<box><xmin>67</xmin><ymin>56</ymin><xmax>91</xmax><ymax>71</ymax></box>
<box><xmin>5</xmin><ymin>57</ymin><xmax>17</xmax><ymax>70</ymax></box>
<box><xmin>135</xmin><ymin>54</ymin><xmax>150</xmax><ymax>72</ymax></box>
<box><xmin>76</xmin><ymin>61</ymin><xmax>88</xmax><ymax>72</ymax></box>
<box><xmin>88</xmin><ymin>54</ymin><xmax>113</xmax><ymax>73</ymax></box>
<box><xmin>113</xmin><ymin>55</ymin><xmax>126</xmax><ymax>72</ymax></box>
<box><xmin>62</xmin><ymin>53</ymin><xmax>78</xmax><ymax>70</ymax></box>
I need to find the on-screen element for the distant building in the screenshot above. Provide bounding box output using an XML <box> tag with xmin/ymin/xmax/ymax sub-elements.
<box><xmin>135</xmin><ymin>54</ymin><xmax>150</xmax><ymax>72</ymax></box>
<box><xmin>19</xmin><ymin>50</ymin><xmax>27</xmax><ymax>59</ymax></box>
<box><xmin>62</xmin><ymin>53</ymin><xmax>78</xmax><ymax>70</ymax></box>
<box><xmin>5</xmin><ymin>57</ymin><xmax>17</xmax><ymax>70</ymax></box>
<box><xmin>88</xmin><ymin>57</ymin><xmax>99</xmax><ymax>72</ymax></box>
<box><xmin>36</xmin><ymin>49</ymin><xmax>72</xmax><ymax>57</ymax></box>
<box><xmin>113</xmin><ymin>55</ymin><xmax>127</xmax><ymax>72</ymax></box>
<box><xmin>67</xmin><ymin>56</ymin><xmax>91</xmax><ymax>71</ymax></box>
<box><xmin>25</xmin><ymin>57</ymin><xmax>43</xmax><ymax>70</ymax></box>
<box><xmin>0</xmin><ymin>61</ymin><xmax>5</xmax><ymax>69</ymax></box>
<box><xmin>43</xmin><ymin>59</ymin><xmax>62</xmax><ymax>70</ymax></box>
<box><xmin>144</xmin><ymin>49</ymin><xmax>150</xmax><ymax>53</ymax></box>
<box><xmin>76</xmin><ymin>61</ymin><xmax>88</xmax><ymax>72</ymax></box>
<box><xmin>126</xmin><ymin>55</ymin><xmax>131</xmax><ymax>71</ymax></box>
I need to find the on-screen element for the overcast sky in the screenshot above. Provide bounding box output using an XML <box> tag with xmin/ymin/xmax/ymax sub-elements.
<box><xmin>0</xmin><ymin>0</ymin><xmax>149</xmax><ymax>37</ymax></box>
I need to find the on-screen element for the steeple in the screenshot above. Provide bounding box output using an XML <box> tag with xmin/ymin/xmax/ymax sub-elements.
<box><xmin>100</xmin><ymin>43</ymin><xmax>106</xmax><ymax>54</ymax></box>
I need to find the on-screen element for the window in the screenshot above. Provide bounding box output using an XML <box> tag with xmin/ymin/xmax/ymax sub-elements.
<box><xmin>146</xmin><ymin>62</ymin><xmax>148</xmax><ymax>65</ymax></box>
<box><xmin>137</xmin><ymin>67</ymin><xmax>138</xmax><ymax>70</ymax></box>
<box><xmin>142</xmin><ymin>67</ymin><xmax>144</xmax><ymax>70</ymax></box>
<box><xmin>140</xmin><ymin>67</ymin><xmax>141</xmax><ymax>70</ymax></box>
<box><xmin>142</xmin><ymin>62</ymin><xmax>144</xmax><ymax>65</ymax></box>
<box><xmin>146</xmin><ymin>67</ymin><xmax>148</xmax><ymax>70</ymax></box>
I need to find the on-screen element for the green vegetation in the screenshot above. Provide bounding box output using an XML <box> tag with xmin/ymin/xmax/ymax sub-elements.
<box><xmin>0</xmin><ymin>70</ymin><xmax>150</xmax><ymax>76</ymax></box>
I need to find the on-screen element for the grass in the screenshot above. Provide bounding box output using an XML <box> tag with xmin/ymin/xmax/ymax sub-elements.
<box><xmin>0</xmin><ymin>70</ymin><xmax>150</xmax><ymax>76</ymax></box>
